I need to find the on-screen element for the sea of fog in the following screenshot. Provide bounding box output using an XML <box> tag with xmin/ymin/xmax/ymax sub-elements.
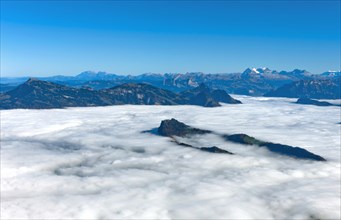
<box><xmin>1</xmin><ymin>96</ymin><xmax>340</xmax><ymax>219</ymax></box>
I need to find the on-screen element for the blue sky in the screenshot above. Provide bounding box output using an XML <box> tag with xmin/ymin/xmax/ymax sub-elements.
<box><xmin>1</xmin><ymin>0</ymin><xmax>340</xmax><ymax>76</ymax></box>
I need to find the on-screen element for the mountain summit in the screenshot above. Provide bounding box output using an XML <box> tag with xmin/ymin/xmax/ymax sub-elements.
<box><xmin>243</xmin><ymin>67</ymin><xmax>275</xmax><ymax>75</ymax></box>
<box><xmin>0</xmin><ymin>78</ymin><xmax>108</xmax><ymax>109</ymax></box>
<box><xmin>179</xmin><ymin>83</ymin><xmax>242</xmax><ymax>107</ymax></box>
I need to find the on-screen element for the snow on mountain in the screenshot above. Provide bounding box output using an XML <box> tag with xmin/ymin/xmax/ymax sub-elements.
<box><xmin>252</xmin><ymin>68</ymin><xmax>260</xmax><ymax>73</ymax></box>
<box><xmin>321</xmin><ymin>71</ymin><xmax>341</xmax><ymax>77</ymax></box>
<box><xmin>1</xmin><ymin>68</ymin><xmax>339</xmax><ymax>96</ymax></box>
<box><xmin>75</xmin><ymin>71</ymin><xmax>121</xmax><ymax>80</ymax></box>
<box><xmin>243</xmin><ymin>67</ymin><xmax>277</xmax><ymax>75</ymax></box>
<box><xmin>279</xmin><ymin>69</ymin><xmax>311</xmax><ymax>77</ymax></box>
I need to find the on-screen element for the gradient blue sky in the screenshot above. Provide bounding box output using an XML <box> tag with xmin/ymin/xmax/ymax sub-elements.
<box><xmin>1</xmin><ymin>0</ymin><xmax>340</xmax><ymax>76</ymax></box>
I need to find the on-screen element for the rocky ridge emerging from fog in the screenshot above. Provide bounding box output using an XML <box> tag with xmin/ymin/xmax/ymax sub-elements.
<box><xmin>157</xmin><ymin>118</ymin><xmax>233</xmax><ymax>154</ymax></box>
<box><xmin>156</xmin><ymin>118</ymin><xmax>326</xmax><ymax>161</ymax></box>
<box><xmin>295</xmin><ymin>98</ymin><xmax>340</xmax><ymax>107</ymax></box>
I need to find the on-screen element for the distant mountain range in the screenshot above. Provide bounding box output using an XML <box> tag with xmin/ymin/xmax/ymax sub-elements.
<box><xmin>0</xmin><ymin>79</ymin><xmax>241</xmax><ymax>109</ymax></box>
<box><xmin>1</xmin><ymin>68</ymin><xmax>340</xmax><ymax>95</ymax></box>
<box><xmin>1</xmin><ymin>68</ymin><xmax>340</xmax><ymax>100</ymax></box>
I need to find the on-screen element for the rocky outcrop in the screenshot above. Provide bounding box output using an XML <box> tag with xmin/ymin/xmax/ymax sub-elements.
<box><xmin>158</xmin><ymin>118</ymin><xmax>211</xmax><ymax>137</ymax></box>
<box><xmin>173</xmin><ymin>140</ymin><xmax>233</xmax><ymax>154</ymax></box>
<box><xmin>296</xmin><ymin>98</ymin><xmax>337</xmax><ymax>107</ymax></box>
<box><xmin>155</xmin><ymin>118</ymin><xmax>326</xmax><ymax>161</ymax></box>
<box><xmin>223</xmin><ymin>134</ymin><xmax>326</xmax><ymax>161</ymax></box>
<box><xmin>157</xmin><ymin>119</ymin><xmax>232</xmax><ymax>154</ymax></box>
<box><xmin>224</xmin><ymin>134</ymin><xmax>263</xmax><ymax>145</ymax></box>
<box><xmin>200</xmin><ymin>146</ymin><xmax>234</xmax><ymax>154</ymax></box>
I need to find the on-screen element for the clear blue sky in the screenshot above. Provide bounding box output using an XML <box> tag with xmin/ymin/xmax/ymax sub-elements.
<box><xmin>1</xmin><ymin>0</ymin><xmax>340</xmax><ymax>76</ymax></box>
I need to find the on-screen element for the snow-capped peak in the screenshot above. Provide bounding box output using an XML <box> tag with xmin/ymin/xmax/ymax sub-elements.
<box><xmin>321</xmin><ymin>70</ymin><xmax>341</xmax><ymax>77</ymax></box>
<box><xmin>252</xmin><ymin>68</ymin><xmax>260</xmax><ymax>74</ymax></box>
<box><xmin>244</xmin><ymin>67</ymin><xmax>272</xmax><ymax>74</ymax></box>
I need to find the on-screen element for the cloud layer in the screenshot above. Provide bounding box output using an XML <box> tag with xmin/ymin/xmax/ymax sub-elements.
<box><xmin>1</xmin><ymin>96</ymin><xmax>340</xmax><ymax>219</ymax></box>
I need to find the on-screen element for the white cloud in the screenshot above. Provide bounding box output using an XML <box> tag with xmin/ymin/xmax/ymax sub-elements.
<box><xmin>1</xmin><ymin>96</ymin><xmax>340</xmax><ymax>219</ymax></box>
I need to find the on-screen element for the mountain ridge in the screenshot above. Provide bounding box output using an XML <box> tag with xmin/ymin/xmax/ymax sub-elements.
<box><xmin>264</xmin><ymin>78</ymin><xmax>341</xmax><ymax>99</ymax></box>
<box><xmin>1</xmin><ymin>68</ymin><xmax>339</xmax><ymax>97</ymax></box>
<box><xmin>0</xmin><ymin>79</ymin><xmax>241</xmax><ymax>109</ymax></box>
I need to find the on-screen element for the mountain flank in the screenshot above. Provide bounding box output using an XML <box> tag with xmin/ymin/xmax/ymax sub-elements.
<box><xmin>264</xmin><ymin>78</ymin><xmax>341</xmax><ymax>99</ymax></box>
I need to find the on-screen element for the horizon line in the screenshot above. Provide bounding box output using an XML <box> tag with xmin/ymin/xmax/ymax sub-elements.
<box><xmin>1</xmin><ymin>68</ymin><xmax>341</xmax><ymax>78</ymax></box>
